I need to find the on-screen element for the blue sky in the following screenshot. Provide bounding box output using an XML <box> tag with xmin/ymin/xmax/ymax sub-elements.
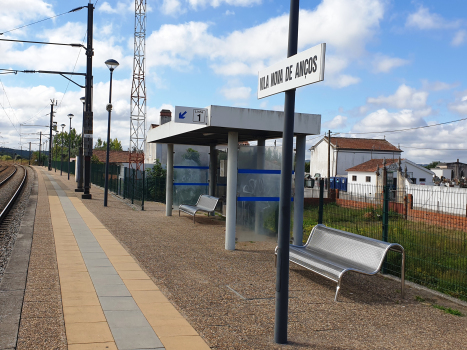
<box><xmin>1</xmin><ymin>0</ymin><xmax>467</xmax><ymax>164</ymax></box>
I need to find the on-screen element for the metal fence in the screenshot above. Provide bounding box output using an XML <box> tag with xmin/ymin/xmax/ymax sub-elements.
<box><xmin>303</xmin><ymin>183</ymin><xmax>467</xmax><ymax>301</ymax></box>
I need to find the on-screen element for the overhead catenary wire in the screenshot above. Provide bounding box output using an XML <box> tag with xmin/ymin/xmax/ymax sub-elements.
<box><xmin>334</xmin><ymin>117</ymin><xmax>467</xmax><ymax>136</ymax></box>
<box><xmin>0</xmin><ymin>7</ymin><xmax>85</xmax><ymax>36</ymax></box>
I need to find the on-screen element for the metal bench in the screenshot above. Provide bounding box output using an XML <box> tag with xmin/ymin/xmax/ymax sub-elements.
<box><xmin>179</xmin><ymin>195</ymin><xmax>220</xmax><ymax>223</ymax></box>
<box><xmin>276</xmin><ymin>224</ymin><xmax>405</xmax><ymax>301</ymax></box>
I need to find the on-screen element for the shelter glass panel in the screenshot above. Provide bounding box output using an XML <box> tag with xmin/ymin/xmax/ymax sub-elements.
<box><xmin>173</xmin><ymin>146</ymin><xmax>209</xmax><ymax>207</ymax></box>
<box><xmin>236</xmin><ymin>146</ymin><xmax>294</xmax><ymax>242</ymax></box>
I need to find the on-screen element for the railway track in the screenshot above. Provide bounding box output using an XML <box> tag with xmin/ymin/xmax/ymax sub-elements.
<box><xmin>0</xmin><ymin>165</ymin><xmax>27</xmax><ymax>234</ymax></box>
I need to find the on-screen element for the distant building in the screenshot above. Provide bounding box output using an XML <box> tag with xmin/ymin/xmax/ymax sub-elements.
<box><xmin>432</xmin><ymin>159</ymin><xmax>467</xmax><ymax>180</ymax></box>
<box><xmin>346</xmin><ymin>158</ymin><xmax>435</xmax><ymax>187</ymax></box>
<box><xmin>92</xmin><ymin>150</ymin><xmax>129</xmax><ymax>165</ymax></box>
<box><xmin>309</xmin><ymin>136</ymin><xmax>402</xmax><ymax>178</ymax></box>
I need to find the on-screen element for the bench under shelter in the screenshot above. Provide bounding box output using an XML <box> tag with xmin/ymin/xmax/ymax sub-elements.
<box><xmin>146</xmin><ymin>105</ymin><xmax>321</xmax><ymax>250</ymax></box>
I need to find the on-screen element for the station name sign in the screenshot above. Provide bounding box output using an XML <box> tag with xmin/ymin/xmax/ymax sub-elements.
<box><xmin>257</xmin><ymin>43</ymin><xmax>326</xmax><ymax>99</ymax></box>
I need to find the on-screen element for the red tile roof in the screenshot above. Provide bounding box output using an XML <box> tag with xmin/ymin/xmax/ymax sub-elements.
<box><xmin>325</xmin><ymin>137</ymin><xmax>401</xmax><ymax>152</ymax></box>
<box><xmin>346</xmin><ymin>158</ymin><xmax>403</xmax><ymax>172</ymax></box>
<box><xmin>93</xmin><ymin>150</ymin><xmax>129</xmax><ymax>164</ymax></box>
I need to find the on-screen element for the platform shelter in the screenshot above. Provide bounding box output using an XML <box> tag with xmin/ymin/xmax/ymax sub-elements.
<box><xmin>146</xmin><ymin>105</ymin><xmax>321</xmax><ymax>250</ymax></box>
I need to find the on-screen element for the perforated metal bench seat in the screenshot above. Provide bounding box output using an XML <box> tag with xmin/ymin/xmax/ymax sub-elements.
<box><xmin>277</xmin><ymin>224</ymin><xmax>405</xmax><ymax>301</ymax></box>
<box><xmin>179</xmin><ymin>195</ymin><xmax>220</xmax><ymax>223</ymax></box>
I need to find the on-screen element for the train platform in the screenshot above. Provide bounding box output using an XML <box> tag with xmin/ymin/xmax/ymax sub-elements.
<box><xmin>1</xmin><ymin>166</ymin><xmax>467</xmax><ymax>350</ymax></box>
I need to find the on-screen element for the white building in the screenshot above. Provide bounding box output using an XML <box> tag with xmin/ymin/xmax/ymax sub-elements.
<box><xmin>346</xmin><ymin>158</ymin><xmax>435</xmax><ymax>193</ymax></box>
<box><xmin>309</xmin><ymin>136</ymin><xmax>402</xmax><ymax>178</ymax></box>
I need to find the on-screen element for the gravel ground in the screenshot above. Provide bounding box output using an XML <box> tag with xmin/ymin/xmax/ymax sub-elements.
<box><xmin>0</xmin><ymin>166</ymin><xmax>34</xmax><ymax>282</ymax></box>
<box><xmin>49</xmin><ymin>172</ymin><xmax>467</xmax><ymax>349</ymax></box>
<box><xmin>16</xmin><ymin>167</ymin><xmax>67</xmax><ymax>349</ymax></box>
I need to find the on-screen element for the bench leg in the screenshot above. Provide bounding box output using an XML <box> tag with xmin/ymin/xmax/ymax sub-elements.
<box><xmin>179</xmin><ymin>210</ymin><xmax>180</xmax><ymax>216</ymax></box>
<box><xmin>193</xmin><ymin>213</ymin><xmax>195</xmax><ymax>224</ymax></box>
<box><xmin>334</xmin><ymin>279</ymin><xmax>342</xmax><ymax>302</ymax></box>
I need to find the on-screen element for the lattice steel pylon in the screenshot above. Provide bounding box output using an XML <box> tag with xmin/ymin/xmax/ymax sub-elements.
<box><xmin>129</xmin><ymin>0</ymin><xmax>146</xmax><ymax>173</ymax></box>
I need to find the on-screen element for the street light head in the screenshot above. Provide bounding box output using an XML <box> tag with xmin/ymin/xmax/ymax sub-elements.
<box><xmin>68</xmin><ymin>113</ymin><xmax>74</xmax><ymax>120</ymax></box>
<box><xmin>61</xmin><ymin>123</ymin><xmax>66</xmax><ymax>131</ymax></box>
<box><xmin>105</xmin><ymin>59</ymin><xmax>119</xmax><ymax>71</ymax></box>
<box><xmin>80</xmin><ymin>96</ymin><xmax>85</xmax><ymax>103</ymax></box>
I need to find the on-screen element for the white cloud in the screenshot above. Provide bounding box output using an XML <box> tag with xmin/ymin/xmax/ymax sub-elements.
<box><xmin>0</xmin><ymin>0</ymin><xmax>54</xmax><ymax>36</ymax></box>
<box><xmin>98</xmin><ymin>1</ymin><xmax>136</xmax><ymax>14</ymax></box>
<box><xmin>372</xmin><ymin>54</ymin><xmax>410</xmax><ymax>73</ymax></box>
<box><xmin>147</xmin><ymin>0</ymin><xmax>385</xmax><ymax>87</ymax></box>
<box><xmin>225</xmin><ymin>10</ymin><xmax>235</xmax><ymax>15</ymax></box>
<box><xmin>448</xmin><ymin>91</ymin><xmax>467</xmax><ymax>115</ymax></box>
<box><xmin>187</xmin><ymin>0</ymin><xmax>261</xmax><ymax>9</ymax></box>
<box><xmin>350</xmin><ymin>108</ymin><xmax>467</xmax><ymax>163</ymax></box>
<box><xmin>161</xmin><ymin>0</ymin><xmax>185</xmax><ymax>16</ymax></box>
<box><xmin>220</xmin><ymin>85</ymin><xmax>251</xmax><ymax>100</ymax></box>
<box><xmin>367</xmin><ymin>84</ymin><xmax>428</xmax><ymax>109</ymax></box>
<box><xmin>0</xmin><ymin>21</ymin><xmax>131</xmax><ymax>72</ymax></box>
<box><xmin>421</xmin><ymin>80</ymin><xmax>458</xmax><ymax>91</ymax></box>
<box><xmin>324</xmin><ymin>115</ymin><xmax>347</xmax><ymax>130</ymax></box>
<box><xmin>406</xmin><ymin>6</ymin><xmax>460</xmax><ymax>30</ymax></box>
<box><xmin>452</xmin><ymin>30</ymin><xmax>466</xmax><ymax>46</ymax></box>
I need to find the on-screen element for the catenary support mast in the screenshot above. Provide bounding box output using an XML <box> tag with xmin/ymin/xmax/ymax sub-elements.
<box><xmin>129</xmin><ymin>0</ymin><xmax>147</xmax><ymax>187</ymax></box>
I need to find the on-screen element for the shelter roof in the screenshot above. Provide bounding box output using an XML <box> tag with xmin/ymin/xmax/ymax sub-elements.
<box><xmin>93</xmin><ymin>150</ymin><xmax>129</xmax><ymax>163</ymax></box>
<box><xmin>146</xmin><ymin>105</ymin><xmax>320</xmax><ymax>146</ymax></box>
<box><xmin>317</xmin><ymin>136</ymin><xmax>401</xmax><ymax>152</ymax></box>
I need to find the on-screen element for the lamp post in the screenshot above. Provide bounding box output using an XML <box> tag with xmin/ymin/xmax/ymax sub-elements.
<box><xmin>60</xmin><ymin>124</ymin><xmax>66</xmax><ymax>175</ymax></box>
<box><xmin>53</xmin><ymin>121</ymin><xmax>57</xmax><ymax>171</ymax></box>
<box><xmin>104</xmin><ymin>58</ymin><xmax>119</xmax><ymax>207</ymax></box>
<box><xmin>76</xmin><ymin>97</ymin><xmax>85</xmax><ymax>192</ymax></box>
<box><xmin>68</xmin><ymin>113</ymin><xmax>74</xmax><ymax>180</ymax></box>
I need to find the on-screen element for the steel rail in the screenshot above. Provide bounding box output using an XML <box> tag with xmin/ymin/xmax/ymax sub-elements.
<box><xmin>0</xmin><ymin>165</ymin><xmax>27</xmax><ymax>225</ymax></box>
<box><xmin>0</xmin><ymin>166</ymin><xmax>17</xmax><ymax>186</ymax></box>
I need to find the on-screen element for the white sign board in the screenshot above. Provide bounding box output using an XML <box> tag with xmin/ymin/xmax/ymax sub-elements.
<box><xmin>257</xmin><ymin>43</ymin><xmax>326</xmax><ymax>99</ymax></box>
<box><xmin>174</xmin><ymin>106</ymin><xmax>208</xmax><ymax>124</ymax></box>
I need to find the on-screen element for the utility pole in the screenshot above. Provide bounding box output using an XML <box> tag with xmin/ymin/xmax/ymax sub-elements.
<box><xmin>48</xmin><ymin>99</ymin><xmax>56</xmax><ymax>170</ymax></box>
<box><xmin>327</xmin><ymin>130</ymin><xmax>331</xmax><ymax>192</ymax></box>
<box><xmin>29</xmin><ymin>142</ymin><xmax>31</xmax><ymax>165</ymax></box>
<box><xmin>82</xmin><ymin>1</ymin><xmax>94</xmax><ymax>199</ymax></box>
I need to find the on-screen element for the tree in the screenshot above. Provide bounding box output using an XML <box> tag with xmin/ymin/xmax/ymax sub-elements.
<box><xmin>146</xmin><ymin>159</ymin><xmax>166</xmax><ymax>178</ymax></box>
<box><xmin>305</xmin><ymin>161</ymin><xmax>310</xmax><ymax>173</ymax></box>
<box><xmin>94</xmin><ymin>138</ymin><xmax>123</xmax><ymax>151</ymax></box>
<box><xmin>425</xmin><ymin>161</ymin><xmax>440</xmax><ymax>169</ymax></box>
<box><xmin>182</xmin><ymin>148</ymin><xmax>201</xmax><ymax>165</ymax></box>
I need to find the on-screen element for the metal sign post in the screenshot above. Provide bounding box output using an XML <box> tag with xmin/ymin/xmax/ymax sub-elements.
<box><xmin>274</xmin><ymin>0</ymin><xmax>299</xmax><ymax>344</ymax></box>
<box><xmin>256</xmin><ymin>0</ymin><xmax>325</xmax><ymax>344</ymax></box>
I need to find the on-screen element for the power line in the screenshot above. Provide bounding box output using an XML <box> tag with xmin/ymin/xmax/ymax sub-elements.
<box><xmin>336</xmin><ymin>117</ymin><xmax>467</xmax><ymax>136</ymax></box>
<box><xmin>0</xmin><ymin>7</ymin><xmax>85</xmax><ymax>36</ymax></box>
<box><xmin>400</xmin><ymin>145</ymin><xmax>467</xmax><ymax>151</ymax></box>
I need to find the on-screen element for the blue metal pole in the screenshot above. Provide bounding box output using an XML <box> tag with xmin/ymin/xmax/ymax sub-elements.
<box><xmin>274</xmin><ymin>0</ymin><xmax>299</xmax><ymax>344</ymax></box>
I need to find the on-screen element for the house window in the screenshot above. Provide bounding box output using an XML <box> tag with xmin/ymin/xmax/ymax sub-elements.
<box><xmin>366</xmin><ymin>176</ymin><xmax>371</xmax><ymax>183</ymax></box>
<box><xmin>411</xmin><ymin>178</ymin><xmax>417</xmax><ymax>184</ymax></box>
<box><xmin>352</xmin><ymin>175</ymin><xmax>357</xmax><ymax>181</ymax></box>
<box><xmin>419</xmin><ymin>178</ymin><xmax>426</xmax><ymax>182</ymax></box>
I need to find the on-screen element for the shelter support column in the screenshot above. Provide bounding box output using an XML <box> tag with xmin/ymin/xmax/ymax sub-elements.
<box><xmin>166</xmin><ymin>143</ymin><xmax>174</xmax><ymax>216</ymax></box>
<box><xmin>255</xmin><ymin>138</ymin><xmax>266</xmax><ymax>234</ymax></box>
<box><xmin>226</xmin><ymin>131</ymin><xmax>238</xmax><ymax>250</ymax></box>
<box><xmin>293</xmin><ymin>135</ymin><xmax>306</xmax><ymax>245</ymax></box>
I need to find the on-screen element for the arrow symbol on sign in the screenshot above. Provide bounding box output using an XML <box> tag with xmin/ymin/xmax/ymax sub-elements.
<box><xmin>179</xmin><ymin>111</ymin><xmax>187</xmax><ymax>119</ymax></box>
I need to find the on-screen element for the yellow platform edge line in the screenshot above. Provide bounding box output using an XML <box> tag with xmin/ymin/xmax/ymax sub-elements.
<box><xmin>68</xmin><ymin>197</ymin><xmax>211</xmax><ymax>350</ymax></box>
<box><xmin>41</xmin><ymin>173</ymin><xmax>117</xmax><ymax>348</ymax></box>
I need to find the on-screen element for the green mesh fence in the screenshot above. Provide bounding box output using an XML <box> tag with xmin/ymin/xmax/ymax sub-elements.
<box><xmin>303</xmin><ymin>184</ymin><xmax>467</xmax><ymax>301</ymax></box>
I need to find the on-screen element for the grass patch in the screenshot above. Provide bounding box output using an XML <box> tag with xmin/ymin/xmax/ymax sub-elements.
<box><xmin>415</xmin><ymin>295</ymin><xmax>425</xmax><ymax>302</ymax></box>
<box><xmin>432</xmin><ymin>304</ymin><xmax>464</xmax><ymax>316</ymax></box>
<box><xmin>302</xmin><ymin>202</ymin><xmax>467</xmax><ymax>301</ymax></box>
